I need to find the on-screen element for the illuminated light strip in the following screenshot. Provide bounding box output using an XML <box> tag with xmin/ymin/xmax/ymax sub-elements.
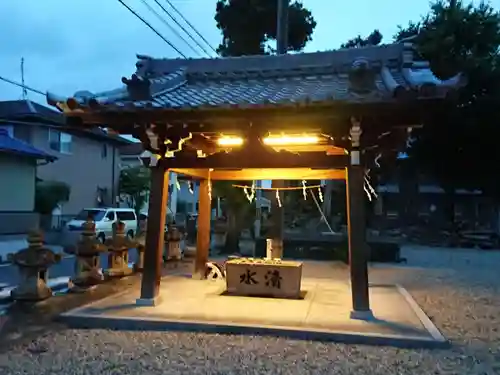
<box><xmin>216</xmin><ymin>135</ymin><xmax>320</xmax><ymax>146</ymax></box>
<box><xmin>217</xmin><ymin>137</ymin><xmax>244</xmax><ymax>146</ymax></box>
<box><xmin>263</xmin><ymin>135</ymin><xmax>319</xmax><ymax>146</ymax></box>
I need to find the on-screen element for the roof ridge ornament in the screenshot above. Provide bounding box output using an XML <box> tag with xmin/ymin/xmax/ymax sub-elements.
<box><xmin>121</xmin><ymin>74</ymin><xmax>152</xmax><ymax>101</ymax></box>
<box><xmin>348</xmin><ymin>58</ymin><xmax>376</xmax><ymax>94</ymax></box>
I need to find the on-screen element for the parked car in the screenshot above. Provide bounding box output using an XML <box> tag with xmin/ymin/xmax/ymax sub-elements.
<box><xmin>65</xmin><ymin>207</ymin><xmax>138</xmax><ymax>243</ymax></box>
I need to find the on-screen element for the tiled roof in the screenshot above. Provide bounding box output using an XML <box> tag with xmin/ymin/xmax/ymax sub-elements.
<box><xmin>48</xmin><ymin>42</ymin><xmax>465</xmax><ymax>111</ymax></box>
<box><xmin>0</xmin><ymin>129</ymin><xmax>56</xmax><ymax>160</ymax></box>
<box><xmin>0</xmin><ymin>100</ymin><xmax>130</xmax><ymax>145</ymax></box>
<box><xmin>0</xmin><ymin>100</ymin><xmax>65</xmax><ymax>124</ymax></box>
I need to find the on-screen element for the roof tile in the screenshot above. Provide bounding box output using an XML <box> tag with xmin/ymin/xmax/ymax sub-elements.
<box><xmin>51</xmin><ymin>42</ymin><xmax>466</xmax><ymax>111</ymax></box>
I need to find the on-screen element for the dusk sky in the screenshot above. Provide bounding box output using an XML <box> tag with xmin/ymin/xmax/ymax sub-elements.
<box><xmin>0</xmin><ymin>0</ymin><xmax>494</xmax><ymax>104</ymax></box>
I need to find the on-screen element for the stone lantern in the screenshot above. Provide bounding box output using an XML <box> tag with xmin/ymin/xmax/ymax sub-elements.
<box><xmin>66</xmin><ymin>218</ymin><xmax>107</xmax><ymax>292</ymax></box>
<box><xmin>104</xmin><ymin>221</ymin><xmax>135</xmax><ymax>278</ymax></box>
<box><xmin>8</xmin><ymin>230</ymin><xmax>62</xmax><ymax>301</ymax></box>
<box><xmin>134</xmin><ymin>219</ymin><xmax>147</xmax><ymax>272</ymax></box>
<box><xmin>166</xmin><ymin>224</ymin><xmax>183</xmax><ymax>260</ymax></box>
<box><xmin>212</xmin><ymin>218</ymin><xmax>227</xmax><ymax>250</ymax></box>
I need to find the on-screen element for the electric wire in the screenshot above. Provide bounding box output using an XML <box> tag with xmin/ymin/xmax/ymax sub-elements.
<box><xmin>0</xmin><ymin>75</ymin><xmax>45</xmax><ymax>96</ymax></box>
<box><xmin>139</xmin><ymin>0</ymin><xmax>203</xmax><ymax>56</ymax></box>
<box><xmin>153</xmin><ymin>0</ymin><xmax>216</xmax><ymax>57</ymax></box>
<box><xmin>116</xmin><ymin>0</ymin><xmax>187</xmax><ymax>58</ymax></box>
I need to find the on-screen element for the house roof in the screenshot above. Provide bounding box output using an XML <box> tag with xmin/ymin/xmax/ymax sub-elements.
<box><xmin>0</xmin><ymin>100</ymin><xmax>131</xmax><ymax>145</ymax></box>
<box><xmin>47</xmin><ymin>42</ymin><xmax>464</xmax><ymax>112</ymax></box>
<box><xmin>0</xmin><ymin>100</ymin><xmax>64</xmax><ymax>124</ymax></box>
<box><xmin>120</xmin><ymin>142</ymin><xmax>143</xmax><ymax>156</ymax></box>
<box><xmin>0</xmin><ymin>128</ymin><xmax>56</xmax><ymax>161</ymax></box>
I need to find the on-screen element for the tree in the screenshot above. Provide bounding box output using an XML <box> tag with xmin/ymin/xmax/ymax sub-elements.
<box><xmin>340</xmin><ymin>29</ymin><xmax>383</xmax><ymax>48</ymax></box>
<box><xmin>35</xmin><ymin>180</ymin><xmax>71</xmax><ymax>215</ymax></box>
<box><xmin>212</xmin><ymin>0</ymin><xmax>317</xmax><ymax>248</ymax></box>
<box><xmin>118</xmin><ymin>167</ymin><xmax>150</xmax><ymax>214</ymax></box>
<box><xmin>214</xmin><ymin>0</ymin><xmax>316</xmax><ymax>56</ymax></box>
<box><xmin>394</xmin><ymin>0</ymin><xmax>500</xmax><ymax>225</ymax></box>
<box><xmin>212</xmin><ymin>181</ymin><xmax>255</xmax><ymax>253</ymax></box>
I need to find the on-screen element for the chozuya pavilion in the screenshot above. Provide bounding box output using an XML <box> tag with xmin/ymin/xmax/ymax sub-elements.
<box><xmin>47</xmin><ymin>41</ymin><xmax>462</xmax><ymax>319</ymax></box>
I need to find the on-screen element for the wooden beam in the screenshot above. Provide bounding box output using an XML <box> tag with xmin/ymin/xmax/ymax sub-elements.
<box><xmin>64</xmin><ymin>99</ymin><xmax>444</xmax><ymax>132</ymax></box>
<box><xmin>169</xmin><ymin>168</ymin><xmax>209</xmax><ymax>179</ymax></box>
<box><xmin>211</xmin><ymin>145</ymin><xmax>346</xmax><ymax>155</ymax></box>
<box><xmin>137</xmin><ymin>167</ymin><xmax>169</xmax><ymax>306</ymax></box>
<box><xmin>160</xmin><ymin>152</ymin><xmax>349</xmax><ymax>170</ymax></box>
<box><xmin>210</xmin><ymin>168</ymin><xmax>345</xmax><ymax>181</ymax></box>
<box><xmin>193</xmin><ymin>179</ymin><xmax>211</xmax><ymax>279</ymax></box>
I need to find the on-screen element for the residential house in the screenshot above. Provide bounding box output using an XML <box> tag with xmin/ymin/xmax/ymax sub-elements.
<box><xmin>0</xmin><ymin>128</ymin><xmax>56</xmax><ymax>234</ymax></box>
<box><xmin>0</xmin><ymin>100</ymin><xmax>130</xmax><ymax>220</ymax></box>
<box><xmin>120</xmin><ymin>142</ymin><xmax>192</xmax><ymax>217</ymax></box>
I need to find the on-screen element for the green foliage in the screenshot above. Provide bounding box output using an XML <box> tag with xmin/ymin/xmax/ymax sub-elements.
<box><xmin>119</xmin><ymin>167</ymin><xmax>150</xmax><ymax>214</ymax></box>
<box><xmin>34</xmin><ymin>180</ymin><xmax>71</xmax><ymax>215</ymax></box>
<box><xmin>394</xmin><ymin>0</ymin><xmax>500</xmax><ymax>199</ymax></box>
<box><xmin>214</xmin><ymin>0</ymin><xmax>316</xmax><ymax>56</ymax></box>
<box><xmin>340</xmin><ymin>29</ymin><xmax>383</xmax><ymax>49</ymax></box>
<box><xmin>213</xmin><ymin>181</ymin><xmax>256</xmax><ymax>252</ymax></box>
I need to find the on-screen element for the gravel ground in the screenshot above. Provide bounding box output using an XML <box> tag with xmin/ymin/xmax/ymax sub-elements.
<box><xmin>0</xmin><ymin>246</ymin><xmax>499</xmax><ymax>375</ymax></box>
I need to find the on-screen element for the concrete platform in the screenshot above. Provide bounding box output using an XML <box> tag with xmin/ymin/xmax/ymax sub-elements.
<box><xmin>59</xmin><ymin>263</ymin><xmax>447</xmax><ymax>348</ymax></box>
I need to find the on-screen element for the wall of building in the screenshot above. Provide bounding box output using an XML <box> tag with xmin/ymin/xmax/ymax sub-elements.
<box><xmin>29</xmin><ymin>126</ymin><xmax>121</xmax><ymax>215</ymax></box>
<box><xmin>0</xmin><ymin>154</ymin><xmax>36</xmax><ymax>211</ymax></box>
<box><xmin>0</xmin><ymin>154</ymin><xmax>39</xmax><ymax>234</ymax></box>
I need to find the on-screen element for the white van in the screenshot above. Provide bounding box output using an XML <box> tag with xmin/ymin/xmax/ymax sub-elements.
<box><xmin>65</xmin><ymin>207</ymin><xmax>138</xmax><ymax>243</ymax></box>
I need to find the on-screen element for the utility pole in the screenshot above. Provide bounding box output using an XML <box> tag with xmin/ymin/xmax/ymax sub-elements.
<box><xmin>269</xmin><ymin>0</ymin><xmax>289</xmax><ymax>259</ymax></box>
<box><xmin>20</xmin><ymin>58</ymin><xmax>28</xmax><ymax>100</ymax></box>
<box><xmin>276</xmin><ymin>0</ymin><xmax>289</xmax><ymax>54</ymax></box>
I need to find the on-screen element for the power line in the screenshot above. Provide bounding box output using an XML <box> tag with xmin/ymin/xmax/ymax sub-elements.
<box><xmin>116</xmin><ymin>0</ymin><xmax>187</xmax><ymax>58</ymax></box>
<box><xmin>0</xmin><ymin>75</ymin><xmax>45</xmax><ymax>96</ymax></box>
<box><xmin>161</xmin><ymin>0</ymin><xmax>218</xmax><ymax>56</ymax></box>
<box><xmin>139</xmin><ymin>0</ymin><xmax>203</xmax><ymax>57</ymax></box>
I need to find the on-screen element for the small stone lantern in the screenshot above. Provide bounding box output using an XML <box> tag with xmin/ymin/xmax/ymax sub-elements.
<box><xmin>212</xmin><ymin>218</ymin><xmax>227</xmax><ymax>249</ymax></box>
<box><xmin>8</xmin><ymin>230</ymin><xmax>62</xmax><ymax>301</ymax></box>
<box><xmin>134</xmin><ymin>219</ymin><xmax>147</xmax><ymax>272</ymax></box>
<box><xmin>104</xmin><ymin>221</ymin><xmax>135</xmax><ymax>278</ymax></box>
<box><xmin>66</xmin><ymin>219</ymin><xmax>107</xmax><ymax>292</ymax></box>
<box><xmin>166</xmin><ymin>224</ymin><xmax>183</xmax><ymax>260</ymax></box>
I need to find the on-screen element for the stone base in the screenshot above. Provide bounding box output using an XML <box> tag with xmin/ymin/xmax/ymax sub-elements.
<box><xmin>350</xmin><ymin>309</ymin><xmax>375</xmax><ymax>321</ymax></box>
<box><xmin>136</xmin><ymin>296</ymin><xmax>162</xmax><ymax>307</ymax></box>
<box><xmin>11</xmin><ymin>280</ymin><xmax>52</xmax><ymax>302</ymax></box>
<box><xmin>69</xmin><ymin>283</ymin><xmax>98</xmax><ymax>294</ymax></box>
<box><xmin>104</xmin><ymin>267</ymin><xmax>134</xmax><ymax>279</ymax></box>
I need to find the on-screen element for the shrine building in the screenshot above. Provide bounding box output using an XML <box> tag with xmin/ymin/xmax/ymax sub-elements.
<box><xmin>47</xmin><ymin>41</ymin><xmax>462</xmax><ymax>318</ymax></box>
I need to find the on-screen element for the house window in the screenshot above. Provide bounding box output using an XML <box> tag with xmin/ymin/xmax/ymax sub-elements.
<box><xmin>49</xmin><ymin>129</ymin><xmax>72</xmax><ymax>154</ymax></box>
<box><xmin>101</xmin><ymin>144</ymin><xmax>108</xmax><ymax>159</ymax></box>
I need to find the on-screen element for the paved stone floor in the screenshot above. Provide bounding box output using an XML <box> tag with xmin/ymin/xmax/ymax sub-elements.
<box><xmin>60</xmin><ymin>261</ymin><xmax>444</xmax><ymax>347</ymax></box>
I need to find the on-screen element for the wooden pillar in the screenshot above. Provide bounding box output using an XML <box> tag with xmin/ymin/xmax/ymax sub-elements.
<box><xmin>346</xmin><ymin>120</ymin><xmax>372</xmax><ymax>319</ymax></box>
<box><xmin>136</xmin><ymin>166</ymin><xmax>169</xmax><ymax>306</ymax></box>
<box><xmin>193</xmin><ymin>179</ymin><xmax>211</xmax><ymax>279</ymax></box>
